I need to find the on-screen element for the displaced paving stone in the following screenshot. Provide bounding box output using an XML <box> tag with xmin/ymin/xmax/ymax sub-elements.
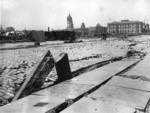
<box><xmin>0</xmin><ymin>92</ymin><xmax>4</xmax><ymax>97</ymax></box>
<box><xmin>10</xmin><ymin>76</ymin><xmax>17</xmax><ymax>81</ymax></box>
<box><xmin>4</xmin><ymin>85</ymin><xmax>10</xmax><ymax>89</ymax></box>
<box><xmin>5</xmin><ymin>92</ymin><xmax>14</xmax><ymax>98</ymax></box>
<box><xmin>8</xmin><ymin>83</ymin><xmax>15</xmax><ymax>87</ymax></box>
<box><xmin>0</xmin><ymin>97</ymin><xmax>8</xmax><ymax>104</ymax></box>
<box><xmin>7</xmin><ymin>87</ymin><xmax>15</xmax><ymax>92</ymax></box>
<box><xmin>3</xmin><ymin>95</ymin><xmax>12</xmax><ymax>100</ymax></box>
<box><xmin>0</xmin><ymin>89</ymin><xmax>7</xmax><ymax>94</ymax></box>
<box><xmin>0</xmin><ymin>82</ymin><xmax>3</xmax><ymax>87</ymax></box>
<box><xmin>1</xmin><ymin>87</ymin><xmax>8</xmax><ymax>92</ymax></box>
<box><xmin>14</xmin><ymin>79</ymin><xmax>24</xmax><ymax>84</ymax></box>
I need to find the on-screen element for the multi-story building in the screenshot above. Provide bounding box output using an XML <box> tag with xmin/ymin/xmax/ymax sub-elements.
<box><xmin>107</xmin><ymin>20</ymin><xmax>144</xmax><ymax>34</ymax></box>
<box><xmin>88</xmin><ymin>24</ymin><xmax>107</xmax><ymax>37</ymax></box>
<box><xmin>88</xmin><ymin>27</ymin><xmax>96</xmax><ymax>37</ymax></box>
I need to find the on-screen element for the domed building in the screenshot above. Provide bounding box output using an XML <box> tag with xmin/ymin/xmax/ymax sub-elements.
<box><xmin>67</xmin><ymin>13</ymin><xmax>74</xmax><ymax>30</ymax></box>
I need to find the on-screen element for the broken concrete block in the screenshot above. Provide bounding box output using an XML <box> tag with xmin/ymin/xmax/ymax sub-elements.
<box><xmin>12</xmin><ymin>50</ymin><xmax>55</xmax><ymax>102</ymax></box>
<box><xmin>55</xmin><ymin>53</ymin><xmax>71</xmax><ymax>82</ymax></box>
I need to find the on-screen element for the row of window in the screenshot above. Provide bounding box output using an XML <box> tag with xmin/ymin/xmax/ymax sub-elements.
<box><xmin>108</xmin><ymin>29</ymin><xmax>141</xmax><ymax>33</ymax></box>
<box><xmin>118</xmin><ymin>30</ymin><xmax>134</xmax><ymax>32</ymax></box>
<box><xmin>119</xmin><ymin>28</ymin><xmax>137</xmax><ymax>30</ymax></box>
<box><xmin>118</xmin><ymin>24</ymin><xmax>139</xmax><ymax>27</ymax></box>
<box><xmin>108</xmin><ymin>28</ymin><xmax>141</xmax><ymax>30</ymax></box>
<box><xmin>109</xmin><ymin>26</ymin><xmax>141</xmax><ymax>29</ymax></box>
<box><xmin>109</xmin><ymin>24</ymin><xmax>141</xmax><ymax>28</ymax></box>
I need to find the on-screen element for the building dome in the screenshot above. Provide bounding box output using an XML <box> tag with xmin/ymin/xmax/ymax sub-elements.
<box><xmin>96</xmin><ymin>23</ymin><xmax>101</xmax><ymax>28</ymax></box>
<box><xmin>67</xmin><ymin>14</ymin><xmax>72</xmax><ymax>21</ymax></box>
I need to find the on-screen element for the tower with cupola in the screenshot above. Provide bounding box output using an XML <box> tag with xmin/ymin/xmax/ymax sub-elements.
<box><xmin>67</xmin><ymin>13</ymin><xmax>74</xmax><ymax>30</ymax></box>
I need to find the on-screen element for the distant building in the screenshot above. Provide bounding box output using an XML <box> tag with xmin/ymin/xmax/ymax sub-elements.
<box><xmin>80</xmin><ymin>22</ymin><xmax>88</xmax><ymax>37</ymax></box>
<box><xmin>88</xmin><ymin>27</ymin><xmax>96</xmax><ymax>37</ymax></box>
<box><xmin>67</xmin><ymin>14</ymin><xmax>74</xmax><ymax>30</ymax></box>
<box><xmin>107</xmin><ymin>20</ymin><xmax>144</xmax><ymax>35</ymax></box>
<box><xmin>81</xmin><ymin>23</ymin><xmax>86</xmax><ymax>29</ymax></box>
<box><xmin>95</xmin><ymin>23</ymin><xmax>107</xmax><ymax>37</ymax></box>
<box><xmin>6</xmin><ymin>27</ymin><xmax>15</xmax><ymax>33</ymax></box>
<box><xmin>15</xmin><ymin>31</ymin><xmax>25</xmax><ymax>36</ymax></box>
<box><xmin>0</xmin><ymin>25</ymin><xmax>4</xmax><ymax>34</ymax></box>
<box><xmin>88</xmin><ymin>24</ymin><xmax>107</xmax><ymax>37</ymax></box>
<box><xmin>65</xmin><ymin>14</ymin><xmax>107</xmax><ymax>38</ymax></box>
<box><xmin>73</xmin><ymin>22</ymin><xmax>89</xmax><ymax>37</ymax></box>
<box><xmin>141</xmin><ymin>23</ymin><xmax>150</xmax><ymax>34</ymax></box>
<box><xmin>145</xmin><ymin>24</ymin><xmax>149</xmax><ymax>31</ymax></box>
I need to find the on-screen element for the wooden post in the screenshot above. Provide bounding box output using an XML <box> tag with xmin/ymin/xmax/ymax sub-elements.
<box><xmin>12</xmin><ymin>50</ymin><xmax>55</xmax><ymax>102</ymax></box>
<box><xmin>55</xmin><ymin>53</ymin><xmax>71</xmax><ymax>82</ymax></box>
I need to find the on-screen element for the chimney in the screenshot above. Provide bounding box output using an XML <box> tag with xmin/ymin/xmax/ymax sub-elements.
<box><xmin>48</xmin><ymin>27</ymin><xmax>50</xmax><ymax>32</ymax></box>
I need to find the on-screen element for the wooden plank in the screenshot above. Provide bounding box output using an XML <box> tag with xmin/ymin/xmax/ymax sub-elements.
<box><xmin>12</xmin><ymin>50</ymin><xmax>55</xmax><ymax>102</ymax></box>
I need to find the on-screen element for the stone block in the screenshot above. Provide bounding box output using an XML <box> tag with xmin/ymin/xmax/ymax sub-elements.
<box><xmin>12</xmin><ymin>50</ymin><xmax>55</xmax><ymax>102</ymax></box>
<box><xmin>55</xmin><ymin>53</ymin><xmax>71</xmax><ymax>82</ymax></box>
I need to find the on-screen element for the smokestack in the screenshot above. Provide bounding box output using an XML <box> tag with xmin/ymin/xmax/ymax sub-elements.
<box><xmin>48</xmin><ymin>27</ymin><xmax>50</xmax><ymax>32</ymax></box>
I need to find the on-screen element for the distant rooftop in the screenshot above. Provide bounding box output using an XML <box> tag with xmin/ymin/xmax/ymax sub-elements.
<box><xmin>108</xmin><ymin>20</ymin><xmax>143</xmax><ymax>24</ymax></box>
<box><xmin>121</xmin><ymin>20</ymin><xmax>129</xmax><ymax>22</ymax></box>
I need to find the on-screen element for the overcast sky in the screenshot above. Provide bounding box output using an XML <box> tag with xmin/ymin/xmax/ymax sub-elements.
<box><xmin>1</xmin><ymin>0</ymin><xmax>150</xmax><ymax>30</ymax></box>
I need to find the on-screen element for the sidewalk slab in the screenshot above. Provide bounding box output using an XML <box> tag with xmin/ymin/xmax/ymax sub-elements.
<box><xmin>88</xmin><ymin>84</ymin><xmax>150</xmax><ymax>109</ymax></box>
<box><xmin>107</xmin><ymin>76</ymin><xmax>150</xmax><ymax>92</ymax></box>
<box><xmin>61</xmin><ymin>84</ymin><xmax>150</xmax><ymax>113</ymax></box>
<box><xmin>123</xmin><ymin>55</ymin><xmax>150</xmax><ymax>79</ymax></box>
<box><xmin>60</xmin><ymin>97</ymin><xmax>136</xmax><ymax>113</ymax></box>
<box><xmin>0</xmin><ymin>82</ymin><xmax>94</xmax><ymax>113</ymax></box>
<box><xmin>67</xmin><ymin>61</ymin><xmax>137</xmax><ymax>85</ymax></box>
<box><xmin>34</xmin><ymin>82</ymin><xmax>94</xmax><ymax>100</ymax></box>
<box><xmin>0</xmin><ymin>94</ymin><xmax>64</xmax><ymax>113</ymax></box>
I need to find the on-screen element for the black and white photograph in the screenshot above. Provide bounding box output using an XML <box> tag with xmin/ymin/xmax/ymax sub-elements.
<box><xmin>0</xmin><ymin>0</ymin><xmax>150</xmax><ymax>112</ymax></box>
